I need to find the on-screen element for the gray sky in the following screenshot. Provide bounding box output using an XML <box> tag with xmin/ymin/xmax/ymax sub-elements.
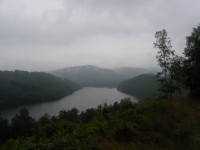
<box><xmin>0</xmin><ymin>0</ymin><xmax>200</xmax><ymax>71</ymax></box>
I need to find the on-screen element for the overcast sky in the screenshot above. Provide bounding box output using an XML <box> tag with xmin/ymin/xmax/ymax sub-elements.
<box><xmin>0</xmin><ymin>0</ymin><xmax>199</xmax><ymax>71</ymax></box>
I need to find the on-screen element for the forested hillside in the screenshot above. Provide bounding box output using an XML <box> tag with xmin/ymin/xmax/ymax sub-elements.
<box><xmin>117</xmin><ymin>74</ymin><xmax>161</xmax><ymax>100</ymax></box>
<box><xmin>1</xmin><ymin>98</ymin><xmax>200</xmax><ymax>149</ymax></box>
<box><xmin>112</xmin><ymin>67</ymin><xmax>158</xmax><ymax>79</ymax></box>
<box><xmin>117</xmin><ymin>74</ymin><xmax>188</xmax><ymax>100</ymax></box>
<box><xmin>0</xmin><ymin>70</ymin><xmax>81</xmax><ymax>109</ymax></box>
<box><xmin>49</xmin><ymin>65</ymin><xmax>125</xmax><ymax>87</ymax></box>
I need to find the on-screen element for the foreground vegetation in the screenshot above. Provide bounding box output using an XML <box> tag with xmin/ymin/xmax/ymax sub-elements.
<box><xmin>0</xmin><ymin>70</ymin><xmax>81</xmax><ymax>109</ymax></box>
<box><xmin>1</xmin><ymin>98</ymin><xmax>200</xmax><ymax>150</ymax></box>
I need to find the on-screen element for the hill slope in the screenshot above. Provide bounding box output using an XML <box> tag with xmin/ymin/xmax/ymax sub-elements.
<box><xmin>112</xmin><ymin>67</ymin><xmax>159</xmax><ymax>79</ymax></box>
<box><xmin>0</xmin><ymin>70</ymin><xmax>81</xmax><ymax>109</ymax></box>
<box><xmin>117</xmin><ymin>73</ymin><xmax>189</xmax><ymax>100</ymax></box>
<box><xmin>49</xmin><ymin>65</ymin><xmax>125</xmax><ymax>87</ymax></box>
<box><xmin>117</xmin><ymin>74</ymin><xmax>161</xmax><ymax>100</ymax></box>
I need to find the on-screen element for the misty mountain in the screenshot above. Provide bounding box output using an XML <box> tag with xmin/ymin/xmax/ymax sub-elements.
<box><xmin>49</xmin><ymin>65</ymin><xmax>126</xmax><ymax>87</ymax></box>
<box><xmin>112</xmin><ymin>67</ymin><xmax>159</xmax><ymax>79</ymax></box>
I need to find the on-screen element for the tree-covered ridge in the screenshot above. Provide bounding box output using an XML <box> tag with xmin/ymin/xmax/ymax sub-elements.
<box><xmin>117</xmin><ymin>74</ymin><xmax>161</xmax><ymax>100</ymax></box>
<box><xmin>112</xmin><ymin>67</ymin><xmax>158</xmax><ymax>79</ymax></box>
<box><xmin>0</xmin><ymin>98</ymin><xmax>200</xmax><ymax>149</ymax></box>
<box><xmin>0</xmin><ymin>70</ymin><xmax>81</xmax><ymax>109</ymax></box>
<box><xmin>117</xmin><ymin>74</ymin><xmax>188</xmax><ymax>100</ymax></box>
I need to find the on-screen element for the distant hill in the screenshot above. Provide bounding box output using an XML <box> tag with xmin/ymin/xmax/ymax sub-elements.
<box><xmin>117</xmin><ymin>74</ymin><xmax>161</xmax><ymax>100</ymax></box>
<box><xmin>49</xmin><ymin>65</ymin><xmax>125</xmax><ymax>87</ymax></box>
<box><xmin>112</xmin><ymin>67</ymin><xmax>159</xmax><ymax>79</ymax></box>
<box><xmin>117</xmin><ymin>73</ymin><xmax>189</xmax><ymax>100</ymax></box>
<box><xmin>0</xmin><ymin>70</ymin><xmax>81</xmax><ymax>109</ymax></box>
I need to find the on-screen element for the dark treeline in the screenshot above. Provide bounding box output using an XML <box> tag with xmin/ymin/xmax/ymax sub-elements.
<box><xmin>1</xmin><ymin>98</ymin><xmax>200</xmax><ymax>149</ymax></box>
<box><xmin>0</xmin><ymin>70</ymin><xmax>81</xmax><ymax>109</ymax></box>
<box><xmin>0</xmin><ymin>98</ymin><xmax>133</xmax><ymax>144</ymax></box>
<box><xmin>117</xmin><ymin>74</ymin><xmax>189</xmax><ymax>100</ymax></box>
<box><xmin>117</xmin><ymin>74</ymin><xmax>161</xmax><ymax>100</ymax></box>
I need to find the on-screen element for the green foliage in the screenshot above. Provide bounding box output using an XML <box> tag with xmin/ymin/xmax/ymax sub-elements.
<box><xmin>79</xmin><ymin>108</ymin><xmax>96</xmax><ymax>123</ymax></box>
<box><xmin>37</xmin><ymin>113</ymin><xmax>51</xmax><ymax>125</ymax></box>
<box><xmin>183</xmin><ymin>24</ymin><xmax>200</xmax><ymax>99</ymax></box>
<box><xmin>10</xmin><ymin>108</ymin><xmax>35</xmax><ymax>138</ymax></box>
<box><xmin>0</xmin><ymin>70</ymin><xmax>81</xmax><ymax>109</ymax></box>
<box><xmin>169</xmin><ymin>55</ymin><xmax>186</xmax><ymax>92</ymax></box>
<box><xmin>153</xmin><ymin>29</ymin><xmax>178</xmax><ymax>99</ymax></box>
<box><xmin>114</xmin><ymin>124</ymin><xmax>135</xmax><ymax>142</ymax></box>
<box><xmin>1</xmin><ymin>98</ymin><xmax>200</xmax><ymax>150</ymax></box>
<box><xmin>58</xmin><ymin>107</ymin><xmax>79</xmax><ymax>122</ymax></box>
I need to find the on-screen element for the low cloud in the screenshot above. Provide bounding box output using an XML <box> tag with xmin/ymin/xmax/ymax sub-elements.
<box><xmin>0</xmin><ymin>0</ymin><xmax>199</xmax><ymax>71</ymax></box>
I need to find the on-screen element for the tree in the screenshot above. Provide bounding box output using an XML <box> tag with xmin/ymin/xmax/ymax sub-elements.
<box><xmin>0</xmin><ymin>117</ymin><xmax>10</xmax><ymax>143</ymax></box>
<box><xmin>153</xmin><ymin>29</ymin><xmax>175</xmax><ymax>99</ymax></box>
<box><xmin>79</xmin><ymin>108</ymin><xmax>96</xmax><ymax>123</ymax></box>
<box><xmin>170</xmin><ymin>56</ymin><xmax>186</xmax><ymax>92</ymax></box>
<box><xmin>183</xmin><ymin>24</ymin><xmax>200</xmax><ymax>98</ymax></box>
<box><xmin>38</xmin><ymin>113</ymin><xmax>51</xmax><ymax>125</ymax></box>
<box><xmin>58</xmin><ymin>108</ymin><xmax>79</xmax><ymax>122</ymax></box>
<box><xmin>10</xmin><ymin>108</ymin><xmax>35</xmax><ymax>138</ymax></box>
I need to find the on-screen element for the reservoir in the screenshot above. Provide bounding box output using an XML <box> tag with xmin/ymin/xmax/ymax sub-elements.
<box><xmin>0</xmin><ymin>87</ymin><xmax>138</xmax><ymax>120</ymax></box>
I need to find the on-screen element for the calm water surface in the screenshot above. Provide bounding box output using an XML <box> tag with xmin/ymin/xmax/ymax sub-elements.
<box><xmin>0</xmin><ymin>87</ymin><xmax>138</xmax><ymax>120</ymax></box>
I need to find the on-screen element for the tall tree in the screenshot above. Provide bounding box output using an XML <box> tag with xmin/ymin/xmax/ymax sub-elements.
<box><xmin>153</xmin><ymin>29</ymin><xmax>175</xmax><ymax>99</ymax></box>
<box><xmin>183</xmin><ymin>24</ymin><xmax>200</xmax><ymax>98</ymax></box>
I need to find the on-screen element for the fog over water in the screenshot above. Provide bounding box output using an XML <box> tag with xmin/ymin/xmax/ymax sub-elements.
<box><xmin>0</xmin><ymin>87</ymin><xmax>138</xmax><ymax>121</ymax></box>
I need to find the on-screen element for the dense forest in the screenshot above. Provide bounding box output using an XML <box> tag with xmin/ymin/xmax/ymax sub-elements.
<box><xmin>0</xmin><ymin>70</ymin><xmax>81</xmax><ymax>109</ymax></box>
<box><xmin>0</xmin><ymin>98</ymin><xmax>200</xmax><ymax>149</ymax></box>
<box><xmin>117</xmin><ymin>74</ymin><xmax>189</xmax><ymax>100</ymax></box>
<box><xmin>117</xmin><ymin>74</ymin><xmax>161</xmax><ymax>100</ymax></box>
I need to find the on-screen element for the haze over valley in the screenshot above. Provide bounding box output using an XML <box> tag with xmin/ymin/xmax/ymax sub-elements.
<box><xmin>48</xmin><ymin>65</ymin><xmax>158</xmax><ymax>87</ymax></box>
<box><xmin>1</xmin><ymin>0</ymin><xmax>200</xmax><ymax>149</ymax></box>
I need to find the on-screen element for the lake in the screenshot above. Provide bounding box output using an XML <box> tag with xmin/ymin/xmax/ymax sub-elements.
<box><xmin>0</xmin><ymin>87</ymin><xmax>138</xmax><ymax>120</ymax></box>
